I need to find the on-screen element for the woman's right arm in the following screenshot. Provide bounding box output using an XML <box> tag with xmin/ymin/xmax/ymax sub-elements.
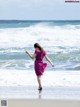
<box><xmin>25</xmin><ymin>51</ymin><xmax>36</xmax><ymax>59</ymax></box>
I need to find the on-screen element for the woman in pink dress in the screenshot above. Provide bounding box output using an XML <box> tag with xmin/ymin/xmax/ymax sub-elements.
<box><xmin>25</xmin><ymin>43</ymin><xmax>54</xmax><ymax>91</ymax></box>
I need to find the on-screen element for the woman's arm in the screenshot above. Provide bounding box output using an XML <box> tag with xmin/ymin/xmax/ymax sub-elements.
<box><xmin>45</xmin><ymin>55</ymin><xmax>54</xmax><ymax>67</ymax></box>
<box><xmin>25</xmin><ymin>51</ymin><xmax>36</xmax><ymax>59</ymax></box>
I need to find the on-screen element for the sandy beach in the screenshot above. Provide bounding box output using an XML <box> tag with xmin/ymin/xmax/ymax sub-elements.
<box><xmin>0</xmin><ymin>99</ymin><xmax>80</xmax><ymax>107</ymax></box>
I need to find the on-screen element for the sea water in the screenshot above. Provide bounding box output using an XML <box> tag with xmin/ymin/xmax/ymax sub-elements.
<box><xmin>0</xmin><ymin>20</ymin><xmax>80</xmax><ymax>71</ymax></box>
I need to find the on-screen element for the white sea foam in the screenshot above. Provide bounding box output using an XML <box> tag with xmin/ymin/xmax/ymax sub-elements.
<box><xmin>0</xmin><ymin>24</ymin><xmax>80</xmax><ymax>50</ymax></box>
<box><xmin>0</xmin><ymin>23</ymin><xmax>80</xmax><ymax>70</ymax></box>
<box><xmin>0</xmin><ymin>69</ymin><xmax>80</xmax><ymax>87</ymax></box>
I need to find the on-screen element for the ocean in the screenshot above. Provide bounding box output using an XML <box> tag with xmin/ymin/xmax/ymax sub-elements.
<box><xmin>0</xmin><ymin>20</ymin><xmax>80</xmax><ymax>71</ymax></box>
<box><xmin>0</xmin><ymin>20</ymin><xmax>80</xmax><ymax>99</ymax></box>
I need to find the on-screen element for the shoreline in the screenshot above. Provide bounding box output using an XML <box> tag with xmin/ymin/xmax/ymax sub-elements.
<box><xmin>0</xmin><ymin>86</ymin><xmax>80</xmax><ymax>100</ymax></box>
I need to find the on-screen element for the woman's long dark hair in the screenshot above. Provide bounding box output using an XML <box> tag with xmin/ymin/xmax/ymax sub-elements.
<box><xmin>34</xmin><ymin>43</ymin><xmax>43</xmax><ymax>51</ymax></box>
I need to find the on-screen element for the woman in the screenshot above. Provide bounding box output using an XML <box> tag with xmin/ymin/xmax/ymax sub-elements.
<box><xmin>25</xmin><ymin>43</ymin><xmax>54</xmax><ymax>91</ymax></box>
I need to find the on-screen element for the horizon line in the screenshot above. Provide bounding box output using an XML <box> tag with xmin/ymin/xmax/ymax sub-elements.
<box><xmin>0</xmin><ymin>19</ymin><xmax>80</xmax><ymax>21</ymax></box>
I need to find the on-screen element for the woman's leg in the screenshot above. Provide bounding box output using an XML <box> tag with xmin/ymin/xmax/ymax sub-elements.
<box><xmin>37</xmin><ymin>76</ymin><xmax>42</xmax><ymax>89</ymax></box>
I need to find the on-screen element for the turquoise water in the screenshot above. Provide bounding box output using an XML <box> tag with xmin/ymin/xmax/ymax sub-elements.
<box><xmin>0</xmin><ymin>20</ymin><xmax>80</xmax><ymax>70</ymax></box>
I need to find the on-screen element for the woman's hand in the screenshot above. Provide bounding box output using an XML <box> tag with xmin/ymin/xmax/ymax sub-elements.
<box><xmin>25</xmin><ymin>51</ymin><xmax>29</xmax><ymax>55</ymax></box>
<box><xmin>52</xmin><ymin>64</ymin><xmax>54</xmax><ymax>67</ymax></box>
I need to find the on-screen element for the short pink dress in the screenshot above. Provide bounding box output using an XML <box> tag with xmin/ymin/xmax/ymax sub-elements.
<box><xmin>34</xmin><ymin>49</ymin><xmax>47</xmax><ymax>76</ymax></box>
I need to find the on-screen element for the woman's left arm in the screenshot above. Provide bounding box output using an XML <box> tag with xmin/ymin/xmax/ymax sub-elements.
<box><xmin>25</xmin><ymin>51</ymin><xmax>36</xmax><ymax>59</ymax></box>
<box><xmin>45</xmin><ymin>55</ymin><xmax>54</xmax><ymax>67</ymax></box>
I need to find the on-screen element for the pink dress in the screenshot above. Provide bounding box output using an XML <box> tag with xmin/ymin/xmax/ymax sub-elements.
<box><xmin>34</xmin><ymin>49</ymin><xmax>47</xmax><ymax>76</ymax></box>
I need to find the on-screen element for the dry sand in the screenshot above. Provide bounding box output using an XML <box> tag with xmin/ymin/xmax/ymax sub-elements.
<box><xmin>0</xmin><ymin>99</ymin><xmax>80</xmax><ymax>107</ymax></box>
